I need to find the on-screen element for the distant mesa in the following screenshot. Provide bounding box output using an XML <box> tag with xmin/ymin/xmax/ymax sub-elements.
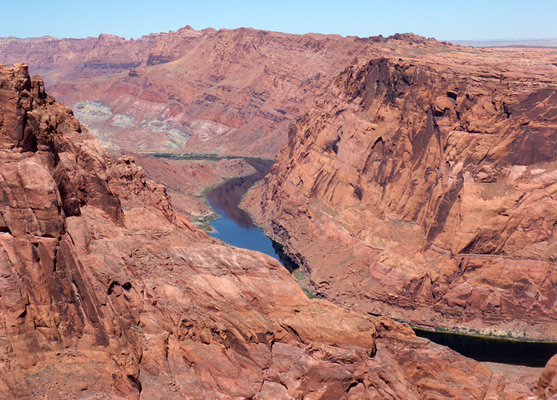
<box><xmin>450</xmin><ymin>38</ymin><xmax>557</xmax><ymax>47</ymax></box>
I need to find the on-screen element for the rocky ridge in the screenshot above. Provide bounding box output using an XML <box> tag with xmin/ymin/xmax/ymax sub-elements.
<box><xmin>0</xmin><ymin>27</ymin><xmax>384</xmax><ymax>157</ymax></box>
<box><xmin>1</xmin><ymin>63</ymin><xmax>542</xmax><ymax>398</ymax></box>
<box><xmin>245</xmin><ymin>44</ymin><xmax>557</xmax><ymax>341</ymax></box>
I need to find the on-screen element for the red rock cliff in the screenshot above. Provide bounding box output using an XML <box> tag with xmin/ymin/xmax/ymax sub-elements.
<box><xmin>247</xmin><ymin>46</ymin><xmax>557</xmax><ymax>340</ymax></box>
<box><xmin>0</xmin><ymin>63</ymin><xmax>541</xmax><ymax>399</ymax></box>
<box><xmin>0</xmin><ymin>28</ymin><xmax>382</xmax><ymax>157</ymax></box>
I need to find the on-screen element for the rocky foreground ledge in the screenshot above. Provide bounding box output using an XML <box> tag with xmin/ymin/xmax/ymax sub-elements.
<box><xmin>0</xmin><ymin>63</ymin><xmax>554</xmax><ymax>398</ymax></box>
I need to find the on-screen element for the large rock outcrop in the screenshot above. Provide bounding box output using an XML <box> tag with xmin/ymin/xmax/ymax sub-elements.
<box><xmin>246</xmin><ymin>44</ymin><xmax>557</xmax><ymax>340</ymax></box>
<box><xmin>1</xmin><ymin>63</ymin><xmax>541</xmax><ymax>399</ymax></box>
<box><xmin>539</xmin><ymin>355</ymin><xmax>557</xmax><ymax>399</ymax></box>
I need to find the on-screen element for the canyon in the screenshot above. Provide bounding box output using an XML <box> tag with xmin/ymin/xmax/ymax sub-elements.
<box><xmin>0</xmin><ymin>27</ymin><xmax>388</xmax><ymax>223</ymax></box>
<box><xmin>245</xmin><ymin>41</ymin><xmax>557</xmax><ymax>342</ymax></box>
<box><xmin>2</xmin><ymin>60</ymin><xmax>551</xmax><ymax>399</ymax></box>
<box><xmin>0</xmin><ymin>30</ymin><xmax>484</xmax><ymax>226</ymax></box>
<box><xmin>1</xmin><ymin>24</ymin><xmax>557</xmax><ymax>398</ymax></box>
<box><xmin>0</xmin><ymin>27</ymin><xmax>382</xmax><ymax>158</ymax></box>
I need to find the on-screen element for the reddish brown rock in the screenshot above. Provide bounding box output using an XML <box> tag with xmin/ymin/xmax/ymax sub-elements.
<box><xmin>110</xmin><ymin>151</ymin><xmax>257</xmax><ymax>220</ymax></box>
<box><xmin>0</xmin><ymin>63</ymin><xmax>540</xmax><ymax>399</ymax></box>
<box><xmin>539</xmin><ymin>355</ymin><xmax>557</xmax><ymax>399</ymax></box>
<box><xmin>0</xmin><ymin>28</ymin><xmax>385</xmax><ymax>158</ymax></box>
<box><xmin>246</xmin><ymin>44</ymin><xmax>557</xmax><ymax>340</ymax></box>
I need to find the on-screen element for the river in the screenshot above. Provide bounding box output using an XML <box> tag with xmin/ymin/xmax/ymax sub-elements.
<box><xmin>204</xmin><ymin>157</ymin><xmax>557</xmax><ymax>367</ymax></box>
<box><xmin>415</xmin><ymin>328</ymin><xmax>557</xmax><ymax>367</ymax></box>
<box><xmin>205</xmin><ymin>158</ymin><xmax>298</xmax><ymax>271</ymax></box>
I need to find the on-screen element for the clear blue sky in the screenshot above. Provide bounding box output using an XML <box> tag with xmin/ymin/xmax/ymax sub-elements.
<box><xmin>1</xmin><ymin>0</ymin><xmax>555</xmax><ymax>41</ymax></box>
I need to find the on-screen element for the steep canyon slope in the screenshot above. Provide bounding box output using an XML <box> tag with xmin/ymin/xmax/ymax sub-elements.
<box><xmin>1</xmin><ymin>63</ymin><xmax>544</xmax><ymax>399</ymax></box>
<box><xmin>246</xmin><ymin>43</ymin><xmax>557</xmax><ymax>341</ymax></box>
<box><xmin>0</xmin><ymin>27</ymin><xmax>384</xmax><ymax>158</ymax></box>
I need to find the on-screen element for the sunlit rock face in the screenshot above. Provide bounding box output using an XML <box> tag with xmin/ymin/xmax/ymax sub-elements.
<box><xmin>539</xmin><ymin>354</ymin><xmax>557</xmax><ymax>399</ymax></box>
<box><xmin>0</xmin><ymin>62</ymin><xmax>541</xmax><ymax>399</ymax></box>
<box><xmin>246</xmin><ymin>39</ymin><xmax>557</xmax><ymax>341</ymax></box>
<box><xmin>0</xmin><ymin>27</ymin><xmax>387</xmax><ymax>158</ymax></box>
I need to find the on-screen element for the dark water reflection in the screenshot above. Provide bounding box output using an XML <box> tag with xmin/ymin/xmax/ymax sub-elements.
<box><xmin>205</xmin><ymin>159</ymin><xmax>298</xmax><ymax>272</ymax></box>
<box><xmin>205</xmin><ymin>159</ymin><xmax>273</xmax><ymax>228</ymax></box>
<box><xmin>415</xmin><ymin>328</ymin><xmax>557</xmax><ymax>367</ymax></box>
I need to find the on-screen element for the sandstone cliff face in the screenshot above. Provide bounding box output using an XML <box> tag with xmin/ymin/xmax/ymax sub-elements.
<box><xmin>247</xmin><ymin>45</ymin><xmax>557</xmax><ymax>340</ymax></box>
<box><xmin>0</xmin><ymin>27</ymin><xmax>382</xmax><ymax>158</ymax></box>
<box><xmin>1</xmin><ymin>63</ymin><xmax>540</xmax><ymax>399</ymax></box>
<box><xmin>0</xmin><ymin>63</ymin><xmax>136</xmax><ymax>397</ymax></box>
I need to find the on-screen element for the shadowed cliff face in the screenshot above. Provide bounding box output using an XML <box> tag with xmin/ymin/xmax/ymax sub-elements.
<box><xmin>247</xmin><ymin>49</ymin><xmax>557</xmax><ymax>341</ymax></box>
<box><xmin>1</xmin><ymin>63</ymin><xmax>541</xmax><ymax>400</ymax></box>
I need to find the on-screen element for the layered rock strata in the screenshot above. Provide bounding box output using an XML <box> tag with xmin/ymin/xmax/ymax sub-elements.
<box><xmin>0</xmin><ymin>27</ymin><xmax>383</xmax><ymax>157</ymax></box>
<box><xmin>1</xmin><ymin>63</ymin><xmax>541</xmax><ymax>398</ymax></box>
<box><xmin>247</xmin><ymin>48</ymin><xmax>557</xmax><ymax>341</ymax></box>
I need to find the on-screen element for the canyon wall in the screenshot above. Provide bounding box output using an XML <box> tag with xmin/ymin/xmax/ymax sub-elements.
<box><xmin>0</xmin><ymin>63</ymin><xmax>539</xmax><ymax>399</ymax></box>
<box><xmin>0</xmin><ymin>28</ymin><xmax>384</xmax><ymax>157</ymax></box>
<box><xmin>246</xmin><ymin>43</ymin><xmax>557</xmax><ymax>341</ymax></box>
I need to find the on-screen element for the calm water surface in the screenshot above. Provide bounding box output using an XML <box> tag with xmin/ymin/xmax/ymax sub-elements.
<box><xmin>204</xmin><ymin>157</ymin><xmax>557</xmax><ymax>367</ymax></box>
<box><xmin>205</xmin><ymin>159</ymin><xmax>297</xmax><ymax>271</ymax></box>
<box><xmin>415</xmin><ymin>328</ymin><xmax>557</xmax><ymax>367</ymax></box>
